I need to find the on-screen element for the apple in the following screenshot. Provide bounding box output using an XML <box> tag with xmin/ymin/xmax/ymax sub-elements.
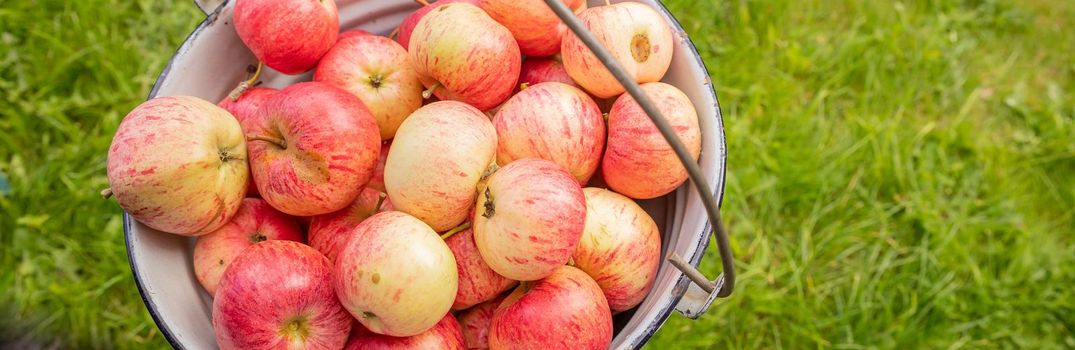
<box><xmin>243</xmin><ymin>82</ymin><xmax>380</xmax><ymax>216</ymax></box>
<box><xmin>213</xmin><ymin>240</ymin><xmax>351</xmax><ymax>350</ymax></box>
<box><xmin>493</xmin><ymin>82</ymin><xmax>605</xmax><ymax>184</ymax></box>
<box><xmin>193</xmin><ymin>198</ymin><xmax>302</xmax><ymax>295</ymax></box>
<box><xmin>307</xmin><ymin>187</ymin><xmax>385</xmax><ymax>263</ymax></box>
<box><xmin>345</xmin><ymin>313</ymin><xmax>465</xmax><ymax>350</ymax></box>
<box><xmin>218</xmin><ymin>87</ymin><xmax>278</xmax><ymax>124</ymax></box>
<box><xmin>339</xmin><ymin>29</ymin><xmax>372</xmax><ymax>40</ymax></box>
<box><xmin>378</xmin><ymin>196</ymin><xmax>396</xmax><ymax>212</ymax></box>
<box><xmin>365</xmin><ymin>141</ymin><xmax>391</xmax><ymax>193</ymax></box>
<box><xmin>560</xmin><ymin>2</ymin><xmax>674</xmax><ymax>98</ymax></box>
<box><xmin>488</xmin><ymin>265</ymin><xmax>612</xmax><ymax>349</ymax></box>
<box><xmin>334</xmin><ymin>211</ymin><xmax>458</xmax><ymax>337</ymax></box>
<box><xmin>219</xmin><ymin>86</ymin><xmax>278</xmax><ymax>197</ymax></box>
<box><xmin>458</xmin><ymin>294</ymin><xmax>505</xmax><ymax>349</ymax></box>
<box><xmin>603</xmin><ymin>82</ymin><xmax>700</xmax><ymax>199</ymax></box>
<box><xmin>396</xmin><ymin>0</ymin><xmax>480</xmax><ymax>51</ymax></box>
<box><xmin>473</xmin><ymin>158</ymin><xmax>585</xmax><ymax>281</ymax></box>
<box><xmin>106</xmin><ymin>96</ymin><xmax>247</xmax><ymax>236</ymax></box>
<box><xmin>478</xmin><ymin>0</ymin><xmax>585</xmax><ymax>57</ymax></box>
<box><xmin>315</xmin><ymin>34</ymin><xmax>423</xmax><ymax>140</ymax></box>
<box><xmin>445</xmin><ymin>227</ymin><xmax>517</xmax><ymax>310</ymax></box>
<box><xmin>573</xmin><ymin>187</ymin><xmax>660</xmax><ymax>313</ymax></box>
<box><xmin>519</xmin><ymin>57</ymin><xmax>578</xmax><ymax>89</ymax></box>
<box><xmin>409</xmin><ymin>3</ymin><xmax>521</xmax><ymax>111</ymax></box>
<box><xmin>234</xmin><ymin>0</ymin><xmax>338</xmax><ymax>75</ymax></box>
<box><xmin>384</xmin><ymin>101</ymin><xmax>496</xmax><ymax>232</ymax></box>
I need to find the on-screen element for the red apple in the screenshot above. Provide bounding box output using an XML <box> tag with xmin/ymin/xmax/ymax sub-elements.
<box><xmin>193</xmin><ymin>198</ymin><xmax>303</xmax><ymax>295</ymax></box>
<box><xmin>458</xmin><ymin>294</ymin><xmax>506</xmax><ymax>349</ymax></box>
<box><xmin>219</xmin><ymin>86</ymin><xmax>279</xmax><ymax>197</ymax></box>
<box><xmin>234</xmin><ymin>0</ymin><xmax>339</xmax><ymax>75</ymax></box>
<box><xmin>106</xmin><ymin>96</ymin><xmax>247</xmax><ymax>236</ymax></box>
<box><xmin>445</xmin><ymin>228</ymin><xmax>517</xmax><ymax>310</ymax></box>
<box><xmin>307</xmin><ymin>187</ymin><xmax>385</xmax><ymax>263</ymax></box>
<box><xmin>213</xmin><ymin>240</ymin><xmax>351</xmax><ymax>350</ymax></box>
<box><xmin>384</xmin><ymin>101</ymin><xmax>496</xmax><ymax>232</ymax></box>
<box><xmin>345</xmin><ymin>313</ymin><xmax>465</xmax><ymax>350</ymax></box>
<box><xmin>573</xmin><ymin>187</ymin><xmax>660</xmax><ymax>313</ymax></box>
<box><xmin>478</xmin><ymin>0</ymin><xmax>585</xmax><ymax>57</ymax></box>
<box><xmin>493</xmin><ymin>82</ymin><xmax>605</xmax><ymax>184</ymax></box>
<box><xmin>334</xmin><ymin>211</ymin><xmax>458</xmax><ymax>337</ymax></box>
<box><xmin>603</xmin><ymin>82</ymin><xmax>700</xmax><ymax>199</ymax></box>
<box><xmin>396</xmin><ymin>0</ymin><xmax>480</xmax><ymax>51</ymax></box>
<box><xmin>561</xmin><ymin>2</ymin><xmax>674</xmax><ymax>98</ymax></box>
<box><xmin>365</xmin><ymin>141</ymin><xmax>391</xmax><ymax>193</ymax></box>
<box><xmin>488</xmin><ymin>265</ymin><xmax>612</xmax><ymax>349</ymax></box>
<box><xmin>339</xmin><ymin>29</ymin><xmax>372</xmax><ymax>40</ymax></box>
<box><xmin>315</xmin><ymin>34</ymin><xmax>423</xmax><ymax>140</ymax></box>
<box><xmin>218</xmin><ymin>87</ymin><xmax>278</xmax><ymax>125</ymax></box>
<box><xmin>518</xmin><ymin>57</ymin><xmax>578</xmax><ymax>89</ymax></box>
<box><xmin>473</xmin><ymin>159</ymin><xmax>585</xmax><ymax>281</ymax></box>
<box><xmin>243</xmin><ymin>82</ymin><xmax>380</xmax><ymax>216</ymax></box>
<box><xmin>409</xmin><ymin>2</ymin><xmax>521</xmax><ymax>111</ymax></box>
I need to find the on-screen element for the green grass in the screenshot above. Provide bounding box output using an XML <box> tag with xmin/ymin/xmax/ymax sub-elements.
<box><xmin>1</xmin><ymin>0</ymin><xmax>1073</xmax><ymax>349</ymax></box>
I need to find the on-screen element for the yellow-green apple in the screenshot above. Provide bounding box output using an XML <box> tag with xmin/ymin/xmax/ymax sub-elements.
<box><xmin>603</xmin><ymin>82</ymin><xmax>700</xmax><ymax>199</ymax></box>
<box><xmin>345</xmin><ymin>313</ymin><xmax>465</xmax><ymax>350</ymax></box>
<box><xmin>234</xmin><ymin>0</ymin><xmax>338</xmax><ymax>75</ymax></box>
<box><xmin>219</xmin><ymin>86</ymin><xmax>279</xmax><ymax>197</ymax></box>
<box><xmin>478</xmin><ymin>0</ymin><xmax>585</xmax><ymax>57</ymax></box>
<box><xmin>488</xmin><ymin>265</ymin><xmax>612</xmax><ymax>349</ymax></box>
<box><xmin>193</xmin><ymin>198</ymin><xmax>302</xmax><ymax>295</ymax></box>
<box><xmin>560</xmin><ymin>2</ymin><xmax>674</xmax><ymax>98</ymax></box>
<box><xmin>493</xmin><ymin>82</ymin><xmax>604</xmax><ymax>184</ymax></box>
<box><xmin>243</xmin><ymin>82</ymin><xmax>380</xmax><ymax>216</ymax></box>
<box><xmin>307</xmin><ymin>187</ymin><xmax>384</xmax><ymax>263</ymax></box>
<box><xmin>445</xmin><ymin>228</ymin><xmax>517</xmax><ymax>310</ymax></box>
<box><xmin>573</xmin><ymin>187</ymin><xmax>660</xmax><ymax>313</ymax></box>
<box><xmin>334</xmin><ymin>211</ymin><xmax>458</xmax><ymax>337</ymax></box>
<box><xmin>315</xmin><ymin>34</ymin><xmax>423</xmax><ymax>140</ymax></box>
<box><xmin>396</xmin><ymin>0</ymin><xmax>480</xmax><ymax>51</ymax></box>
<box><xmin>365</xmin><ymin>141</ymin><xmax>391</xmax><ymax>193</ymax></box>
<box><xmin>384</xmin><ymin>101</ymin><xmax>496</xmax><ymax>232</ymax></box>
<box><xmin>106</xmin><ymin>96</ymin><xmax>247</xmax><ymax>236</ymax></box>
<box><xmin>473</xmin><ymin>159</ymin><xmax>585</xmax><ymax>281</ymax></box>
<box><xmin>458</xmin><ymin>294</ymin><xmax>506</xmax><ymax>349</ymax></box>
<box><xmin>212</xmin><ymin>240</ymin><xmax>351</xmax><ymax>350</ymax></box>
<box><xmin>519</xmin><ymin>57</ymin><xmax>578</xmax><ymax>89</ymax></box>
<box><xmin>409</xmin><ymin>3</ymin><xmax>521</xmax><ymax>111</ymax></box>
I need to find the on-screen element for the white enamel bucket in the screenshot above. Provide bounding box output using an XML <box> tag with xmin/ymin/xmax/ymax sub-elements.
<box><xmin>124</xmin><ymin>1</ymin><xmax>731</xmax><ymax>348</ymax></box>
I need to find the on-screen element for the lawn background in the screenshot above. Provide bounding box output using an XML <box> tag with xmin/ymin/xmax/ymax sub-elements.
<box><xmin>1</xmin><ymin>0</ymin><xmax>1073</xmax><ymax>349</ymax></box>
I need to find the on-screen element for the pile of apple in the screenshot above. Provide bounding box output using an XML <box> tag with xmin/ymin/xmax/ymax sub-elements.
<box><xmin>106</xmin><ymin>0</ymin><xmax>701</xmax><ymax>348</ymax></box>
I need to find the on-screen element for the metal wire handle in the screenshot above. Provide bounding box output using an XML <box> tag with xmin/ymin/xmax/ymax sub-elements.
<box><xmin>543</xmin><ymin>0</ymin><xmax>735</xmax><ymax>299</ymax></box>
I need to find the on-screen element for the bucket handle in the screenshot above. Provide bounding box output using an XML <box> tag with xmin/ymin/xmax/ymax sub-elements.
<box><xmin>193</xmin><ymin>0</ymin><xmax>226</xmax><ymax>15</ymax></box>
<box><xmin>544</xmin><ymin>0</ymin><xmax>736</xmax><ymax>316</ymax></box>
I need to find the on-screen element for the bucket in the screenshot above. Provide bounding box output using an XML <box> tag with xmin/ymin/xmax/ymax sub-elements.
<box><xmin>124</xmin><ymin>0</ymin><xmax>733</xmax><ymax>348</ymax></box>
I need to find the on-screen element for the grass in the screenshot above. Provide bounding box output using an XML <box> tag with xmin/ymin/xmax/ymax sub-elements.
<box><xmin>1</xmin><ymin>0</ymin><xmax>1072</xmax><ymax>348</ymax></box>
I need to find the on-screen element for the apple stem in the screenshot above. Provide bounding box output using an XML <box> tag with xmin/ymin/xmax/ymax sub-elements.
<box><xmin>387</xmin><ymin>27</ymin><xmax>400</xmax><ymax>40</ymax></box>
<box><xmin>373</xmin><ymin>192</ymin><xmax>387</xmax><ymax>214</ymax></box>
<box><xmin>604</xmin><ymin>0</ymin><xmax>611</xmax><ymax>6</ymax></box>
<box><xmin>100</xmin><ymin>188</ymin><xmax>113</xmax><ymax>199</ymax></box>
<box><xmin>481</xmin><ymin>187</ymin><xmax>495</xmax><ymax>218</ymax></box>
<box><xmin>480</xmin><ymin>163</ymin><xmax>500</xmax><ymax>181</ymax></box>
<box><xmin>440</xmin><ymin>222</ymin><xmax>471</xmax><ymax>240</ymax></box>
<box><xmin>422</xmin><ymin>83</ymin><xmax>441</xmax><ymax>99</ymax></box>
<box><xmin>519</xmin><ymin>82</ymin><xmax>530</xmax><ymax>91</ymax></box>
<box><xmin>246</xmin><ymin>135</ymin><xmax>287</xmax><ymax>149</ymax></box>
<box><xmin>227</xmin><ymin>62</ymin><xmax>264</xmax><ymax>101</ymax></box>
<box><xmin>415</xmin><ymin>0</ymin><xmax>429</xmax><ymax>6</ymax></box>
